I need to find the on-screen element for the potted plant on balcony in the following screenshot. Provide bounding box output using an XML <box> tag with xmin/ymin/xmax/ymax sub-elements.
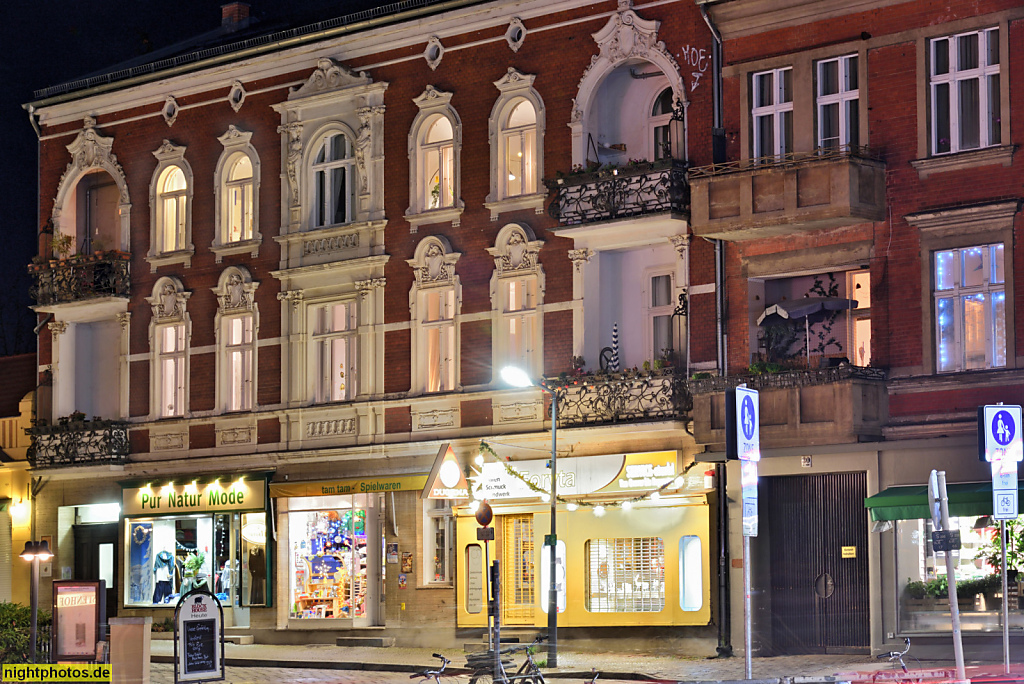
<box><xmin>52</xmin><ymin>230</ymin><xmax>73</xmax><ymax>264</ymax></box>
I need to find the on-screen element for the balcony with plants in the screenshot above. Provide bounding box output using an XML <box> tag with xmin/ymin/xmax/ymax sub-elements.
<box><xmin>28</xmin><ymin>231</ymin><xmax>130</xmax><ymax>307</ymax></box>
<box><xmin>688</xmin><ymin>145</ymin><xmax>886</xmax><ymax>241</ymax></box>
<box><xmin>546</xmin><ymin>355</ymin><xmax>692</xmax><ymax>429</ymax></box>
<box><xmin>27</xmin><ymin>411</ymin><xmax>129</xmax><ymax>469</ymax></box>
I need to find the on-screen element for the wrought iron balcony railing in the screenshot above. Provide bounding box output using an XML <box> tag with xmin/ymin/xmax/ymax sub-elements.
<box><xmin>27</xmin><ymin>419</ymin><xmax>130</xmax><ymax>468</ymax></box>
<box><xmin>549</xmin><ymin>367</ymin><xmax>692</xmax><ymax>428</ymax></box>
<box><xmin>687</xmin><ymin>144</ymin><xmax>883</xmax><ymax>178</ymax></box>
<box><xmin>545</xmin><ymin>160</ymin><xmax>689</xmax><ymax>226</ymax></box>
<box><xmin>28</xmin><ymin>252</ymin><xmax>131</xmax><ymax>306</ymax></box>
<box><xmin>687</xmin><ymin>364</ymin><xmax>886</xmax><ymax>395</ymax></box>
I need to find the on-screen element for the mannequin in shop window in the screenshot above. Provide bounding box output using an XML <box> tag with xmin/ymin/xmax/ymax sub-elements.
<box><xmin>248</xmin><ymin>546</ymin><xmax>265</xmax><ymax>604</ymax></box>
<box><xmin>153</xmin><ymin>551</ymin><xmax>174</xmax><ymax>604</ymax></box>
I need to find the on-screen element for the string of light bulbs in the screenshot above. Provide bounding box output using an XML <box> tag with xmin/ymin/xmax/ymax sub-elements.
<box><xmin>473</xmin><ymin>440</ymin><xmax>703</xmax><ymax>515</ymax></box>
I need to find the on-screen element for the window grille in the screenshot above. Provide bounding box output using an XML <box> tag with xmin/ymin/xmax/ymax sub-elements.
<box><xmin>586</xmin><ymin>537</ymin><xmax>665</xmax><ymax>612</ymax></box>
<box><xmin>501</xmin><ymin>514</ymin><xmax>535</xmax><ymax>624</ymax></box>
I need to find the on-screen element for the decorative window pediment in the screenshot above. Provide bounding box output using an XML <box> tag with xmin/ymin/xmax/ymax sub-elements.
<box><xmin>407</xmin><ymin>236</ymin><xmax>461</xmax><ymax>287</ymax></box>
<box><xmin>486</xmin><ymin>223</ymin><xmax>544</xmax><ymax>276</ymax></box>
<box><xmin>146</xmin><ymin>277</ymin><xmax>191</xmax><ymax>321</ymax></box>
<box><xmin>290</xmin><ymin>58</ymin><xmax>373</xmax><ymax>99</ymax></box>
<box><xmin>213</xmin><ymin>266</ymin><xmax>259</xmax><ymax>313</ymax></box>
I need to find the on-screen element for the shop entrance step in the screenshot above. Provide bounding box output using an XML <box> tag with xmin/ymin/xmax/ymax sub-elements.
<box><xmin>335</xmin><ymin>636</ymin><xmax>395</xmax><ymax>648</ymax></box>
<box><xmin>224</xmin><ymin>634</ymin><xmax>254</xmax><ymax>645</ymax></box>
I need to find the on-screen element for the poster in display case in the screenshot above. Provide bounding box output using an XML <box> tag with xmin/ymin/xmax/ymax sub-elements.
<box><xmin>51</xmin><ymin>580</ymin><xmax>105</xmax><ymax>662</ymax></box>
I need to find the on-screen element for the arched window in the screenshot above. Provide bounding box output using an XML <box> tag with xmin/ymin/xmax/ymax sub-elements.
<box><xmin>406</xmin><ymin>86</ymin><xmax>463</xmax><ymax>230</ymax></box>
<box><xmin>225</xmin><ymin>154</ymin><xmax>254</xmax><ymax>243</ymax></box>
<box><xmin>312</xmin><ymin>132</ymin><xmax>355</xmax><ymax>227</ymax></box>
<box><xmin>146</xmin><ymin>277</ymin><xmax>191</xmax><ymax>420</ymax></box>
<box><xmin>651</xmin><ymin>87</ymin><xmax>674</xmax><ymax>161</ymax></box>
<box><xmin>485</xmin><ymin>69</ymin><xmax>546</xmax><ymax>220</ymax></box>
<box><xmin>157</xmin><ymin>166</ymin><xmax>187</xmax><ymax>252</ymax></box>
<box><xmin>423</xmin><ymin>116</ymin><xmax>455</xmax><ymax>210</ymax></box>
<box><xmin>212</xmin><ymin>126</ymin><xmax>262</xmax><ymax>262</ymax></box>
<box><xmin>502</xmin><ymin>100</ymin><xmax>537</xmax><ymax>198</ymax></box>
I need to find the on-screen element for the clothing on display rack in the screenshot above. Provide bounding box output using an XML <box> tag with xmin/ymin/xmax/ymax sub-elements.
<box><xmin>152</xmin><ymin>550</ymin><xmax>174</xmax><ymax>603</ymax></box>
<box><xmin>249</xmin><ymin>546</ymin><xmax>265</xmax><ymax>604</ymax></box>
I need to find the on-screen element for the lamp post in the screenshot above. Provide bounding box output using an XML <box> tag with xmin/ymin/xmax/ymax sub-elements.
<box><xmin>20</xmin><ymin>540</ymin><xmax>52</xmax><ymax>663</ymax></box>
<box><xmin>500</xmin><ymin>366</ymin><xmax>558</xmax><ymax>667</ymax></box>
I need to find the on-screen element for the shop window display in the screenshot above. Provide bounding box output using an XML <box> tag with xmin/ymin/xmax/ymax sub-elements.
<box><xmin>896</xmin><ymin>515</ymin><xmax>1023</xmax><ymax>633</ymax></box>
<box><xmin>126</xmin><ymin>512</ymin><xmax>267</xmax><ymax>607</ymax></box>
<box><xmin>289</xmin><ymin>500</ymin><xmax>370</xmax><ymax>619</ymax></box>
<box><xmin>585</xmin><ymin>537</ymin><xmax>665</xmax><ymax>613</ymax></box>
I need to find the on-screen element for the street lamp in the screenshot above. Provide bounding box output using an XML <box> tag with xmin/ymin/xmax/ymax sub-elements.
<box><xmin>20</xmin><ymin>540</ymin><xmax>52</xmax><ymax>663</ymax></box>
<box><xmin>499</xmin><ymin>366</ymin><xmax>559</xmax><ymax>667</ymax></box>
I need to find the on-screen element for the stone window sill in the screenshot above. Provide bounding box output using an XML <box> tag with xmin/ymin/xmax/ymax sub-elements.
<box><xmin>910</xmin><ymin>145</ymin><xmax>1016</xmax><ymax>179</ymax></box>
<box><xmin>211</xmin><ymin>235</ymin><xmax>262</xmax><ymax>263</ymax></box>
<box><xmin>482</xmin><ymin>192</ymin><xmax>547</xmax><ymax>221</ymax></box>
<box><xmin>145</xmin><ymin>248</ymin><xmax>194</xmax><ymax>273</ymax></box>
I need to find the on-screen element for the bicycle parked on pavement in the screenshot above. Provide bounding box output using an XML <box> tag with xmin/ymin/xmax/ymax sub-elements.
<box><xmin>413</xmin><ymin>653</ymin><xmax>457</xmax><ymax>684</ymax></box>
<box><xmin>872</xmin><ymin>638</ymin><xmax>922</xmax><ymax>683</ymax></box>
<box><xmin>467</xmin><ymin>634</ymin><xmax>548</xmax><ymax>684</ymax></box>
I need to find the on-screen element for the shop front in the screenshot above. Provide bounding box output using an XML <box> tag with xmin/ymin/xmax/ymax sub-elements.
<box><xmin>865</xmin><ymin>481</ymin><xmax>1024</xmax><ymax>635</ymax></box>
<box><xmin>456</xmin><ymin>450</ymin><xmax>713</xmax><ymax>630</ymax></box>
<box><xmin>121</xmin><ymin>475</ymin><xmax>270</xmax><ymax>616</ymax></box>
<box><xmin>269</xmin><ymin>474</ymin><xmax>427</xmax><ymax>627</ymax></box>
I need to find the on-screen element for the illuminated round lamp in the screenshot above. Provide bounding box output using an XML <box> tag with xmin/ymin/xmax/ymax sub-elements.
<box><xmin>621</xmin><ymin>500</ymin><xmax>633</xmax><ymax>511</ymax></box>
<box><xmin>500</xmin><ymin>366</ymin><xmax>533</xmax><ymax>388</ymax></box>
<box><xmin>566</xmin><ymin>502</ymin><xmax>578</xmax><ymax>512</ymax></box>
<box><xmin>593</xmin><ymin>505</ymin><xmax>606</xmax><ymax>517</ymax></box>
<box><xmin>475</xmin><ymin>500</ymin><xmax>493</xmax><ymax>527</ymax></box>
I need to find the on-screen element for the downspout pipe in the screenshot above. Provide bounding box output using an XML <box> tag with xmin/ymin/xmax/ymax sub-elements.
<box><xmin>701</xmin><ymin>3</ymin><xmax>733</xmax><ymax>659</ymax></box>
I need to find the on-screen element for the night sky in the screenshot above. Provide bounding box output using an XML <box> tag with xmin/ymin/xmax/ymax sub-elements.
<box><xmin>0</xmin><ymin>0</ymin><xmax>375</xmax><ymax>355</ymax></box>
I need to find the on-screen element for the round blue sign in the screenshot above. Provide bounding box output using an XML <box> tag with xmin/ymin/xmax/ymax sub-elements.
<box><xmin>992</xmin><ymin>410</ymin><xmax>1016</xmax><ymax>447</ymax></box>
<box><xmin>741</xmin><ymin>395</ymin><xmax>756</xmax><ymax>440</ymax></box>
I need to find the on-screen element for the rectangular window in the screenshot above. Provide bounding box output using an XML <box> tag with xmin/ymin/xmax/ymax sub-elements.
<box><xmin>228</xmin><ymin>183</ymin><xmax>252</xmax><ymax>242</ymax></box>
<box><xmin>225</xmin><ymin>315</ymin><xmax>254</xmax><ymax>411</ymax></box>
<box><xmin>425</xmin><ymin>145</ymin><xmax>454</xmax><ymax>210</ymax></box>
<box><xmin>585</xmin><ymin>537</ymin><xmax>665</xmax><ymax>612</ymax></box>
<box><xmin>423</xmin><ymin>499</ymin><xmax>453</xmax><ymax>584</ymax></box>
<box><xmin>312</xmin><ymin>302</ymin><xmax>357</xmax><ymax>403</ymax></box>
<box><xmin>930</xmin><ymin>28</ymin><xmax>1000</xmax><ymax>155</ymax></box>
<box><xmin>849</xmin><ymin>270</ymin><xmax>872</xmax><ymax>367</ymax></box>
<box><xmin>501</xmin><ymin>514</ymin><xmax>535</xmax><ymax>624</ymax></box>
<box><xmin>817</xmin><ymin>55</ymin><xmax>859</xmax><ymax>149</ymax></box>
<box><xmin>679</xmin><ymin>536</ymin><xmax>703</xmax><ymax>612</ymax></box>
<box><xmin>504</xmin><ymin>277</ymin><xmax>538</xmax><ymax>370</ymax></box>
<box><xmin>158</xmin><ymin>324</ymin><xmax>186</xmax><ymax>417</ymax></box>
<box><xmin>162</xmin><ymin>195</ymin><xmax>186</xmax><ymax>252</ymax></box>
<box><xmin>423</xmin><ymin>289</ymin><xmax>456</xmax><ymax>393</ymax></box>
<box><xmin>934</xmin><ymin>243</ymin><xmax>1005</xmax><ymax>372</ymax></box>
<box><xmin>647</xmin><ymin>272</ymin><xmax>675</xmax><ymax>361</ymax></box>
<box><xmin>752</xmin><ymin>67</ymin><xmax>793</xmax><ymax>158</ymax></box>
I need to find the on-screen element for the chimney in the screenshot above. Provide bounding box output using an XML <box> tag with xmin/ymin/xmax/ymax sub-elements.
<box><xmin>221</xmin><ymin>2</ymin><xmax>251</xmax><ymax>31</ymax></box>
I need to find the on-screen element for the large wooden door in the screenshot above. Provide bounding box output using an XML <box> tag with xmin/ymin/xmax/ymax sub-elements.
<box><xmin>763</xmin><ymin>472</ymin><xmax>869</xmax><ymax>654</ymax></box>
<box><xmin>501</xmin><ymin>514</ymin><xmax>535</xmax><ymax>625</ymax></box>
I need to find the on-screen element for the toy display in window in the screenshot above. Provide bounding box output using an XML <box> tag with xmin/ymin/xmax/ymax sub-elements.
<box><xmin>291</xmin><ymin>509</ymin><xmax>368</xmax><ymax>618</ymax></box>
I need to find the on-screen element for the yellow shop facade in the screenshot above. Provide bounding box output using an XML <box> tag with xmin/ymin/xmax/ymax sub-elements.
<box><xmin>456</xmin><ymin>450</ymin><xmax>713</xmax><ymax>630</ymax></box>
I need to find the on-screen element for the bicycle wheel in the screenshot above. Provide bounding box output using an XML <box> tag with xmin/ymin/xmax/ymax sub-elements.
<box><xmin>469</xmin><ymin>672</ymin><xmax>499</xmax><ymax>684</ymax></box>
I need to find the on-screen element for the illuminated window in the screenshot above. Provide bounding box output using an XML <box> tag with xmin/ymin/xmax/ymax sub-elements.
<box><xmin>651</xmin><ymin>88</ymin><xmax>674</xmax><ymax>161</ymax></box>
<box><xmin>157</xmin><ymin>166</ymin><xmax>187</xmax><ymax>252</ymax></box>
<box><xmin>224</xmin><ymin>315</ymin><xmax>254</xmax><ymax>411</ymax></box>
<box><xmin>157</xmin><ymin>324</ymin><xmax>186</xmax><ymax>417</ymax></box>
<box><xmin>225</xmin><ymin>154</ymin><xmax>254</xmax><ymax>243</ymax></box>
<box><xmin>423</xmin><ymin>499</ymin><xmax>453</xmax><ymax>584</ymax></box>
<box><xmin>585</xmin><ymin>537</ymin><xmax>665</xmax><ymax>612</ymax></box>
<box><xmin>647</xmin><ymin>272</ymin><xmax>675</xmax><ymax>361</ymax></box>
<box><xmin>502</xmin><ymin>101</ymin><xmax>537</xmax><ymax>198</ymax></box>
<box><xmin>312</xmin><ymin>301</ymin><xmax>357</xmax><ymax>403</ymax></box>
<box><xmin>848</xmin><ymin>270</ymin><xmax>872</xmax><ymax>367</ymax></box>
<box><xmin>213</xmin><ymin>126</ymin><xmax>261</xmax><ymax>261</ymax></box>
<box><xmin>423</xmin><ymin>116</ymin><xmax>455</xmax><ymax>210</ymax></box>
<box><xmin>934</xmin><ymin>243</ymin><xmax>1005</xmax><ymax>372</ymax></box>
<box><xmin>423</xmin><ymin>289</ymin><xmax>456</xmax><ymax>393</ymax></box>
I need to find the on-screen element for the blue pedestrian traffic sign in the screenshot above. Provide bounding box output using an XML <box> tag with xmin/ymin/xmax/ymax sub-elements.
<box><xmin>979</xmin><ymin>405</ymin><xmax>1023</xmax><ymax>462</ymax></box>
<box><xmin>726</xmin><ymin>386</ymin><xmax>760</xmax><ymax>462</ymax></box>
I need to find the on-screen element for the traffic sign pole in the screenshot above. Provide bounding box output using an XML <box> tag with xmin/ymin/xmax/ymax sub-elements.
<box><xmin>727</xmin><ymin>385</ymin><xmax>759</xmax><ymax>680</ymax></box>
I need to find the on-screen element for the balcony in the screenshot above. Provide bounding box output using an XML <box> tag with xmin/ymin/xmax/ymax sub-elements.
<box><xmin>550</xmin><ymin>367</ymin><xmax>692</xmax><ymax>429</ymax></box>
<box><xmin>689</xmin><ymin>147</ymin><xmax>886</xmax><ymax>241</ymax></box>
<box><xmin>28</xmin><ymin>252</ymin><xmax>130</xmax><ymax>306</ymax></box>
<box><xmin>546</xmin><ymin>160</ymin><xmax>689</xmax><ymax>227</ymax></box>
<box><xmin>27</xmin><ymin>418</ymin><xmax>130</xmax><ymax>468</ymax></box>
<box><xmin>689</xmin><ymin>365</ymin><xmax>887</xmax><ymax>449</ymax></box>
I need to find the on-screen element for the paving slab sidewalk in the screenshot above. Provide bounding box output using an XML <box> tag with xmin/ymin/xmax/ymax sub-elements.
<box><xmin>149</xmin><ymin>640</ymin><xmax>1000</xmax><ymax>682</ymax></box>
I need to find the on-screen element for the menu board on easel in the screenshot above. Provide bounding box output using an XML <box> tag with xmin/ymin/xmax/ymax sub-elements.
<box><xmin>52</xmin><ymin>580</ymin><xmax>104</xmax><ymax>662</ymax></box>
<box><xmin>174</xmin><ymin>588</ymin><xmax>224</xmax><ymax>683</ymax></box>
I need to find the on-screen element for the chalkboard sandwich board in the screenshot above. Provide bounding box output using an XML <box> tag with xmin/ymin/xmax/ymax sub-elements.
<box><xmin>174</xmin><ymin>589</ymin><xmax>224</xmax><ymax>683</ymax></box>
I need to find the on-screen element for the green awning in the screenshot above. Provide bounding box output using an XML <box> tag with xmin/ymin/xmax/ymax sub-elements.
<box><xmin>864</xmin><ymin>481</ymin><xmax>1024</xmax><ymax>522</ymax></box>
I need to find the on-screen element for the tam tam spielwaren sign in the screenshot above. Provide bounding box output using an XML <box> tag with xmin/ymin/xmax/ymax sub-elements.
<box><xmin>423</xmin><ymin>443</ymin><xmax>470</xmax><ymax>499</ymax></box>
<box><xmin>472</xmin><ymin>451</ymin><xmax>682</xmax><ymax>501</ymax></box>
<box><xmin>268</xmin><ymin>474</ymin><xmax>429</xmax><ymax>498</ymax></box>
<box><xmin>123</xmin><ymin>479</ymin><xmax>265</xmax><ymax>516</ymax></box>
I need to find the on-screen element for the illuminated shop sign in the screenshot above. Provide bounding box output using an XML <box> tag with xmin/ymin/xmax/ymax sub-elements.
<box><xmin>122</xmin><ymin>478</ymin><xmax>265</xmax><ymax>516</ymax></box>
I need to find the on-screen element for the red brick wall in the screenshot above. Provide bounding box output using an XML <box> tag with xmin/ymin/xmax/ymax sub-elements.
<box><xmin>460</xmin><ymin>398</ymin><xmax>492</xmax><ymax>428</ymax></box>
<box><xmin>460</xmin><ymin>319</ymin><xmax>492</xmax><ymax>386</ymax></box>
<box><xmin>385</xmin><ymin>406</ymin><xmax>412</xmax><ymax>434</ymax></box>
